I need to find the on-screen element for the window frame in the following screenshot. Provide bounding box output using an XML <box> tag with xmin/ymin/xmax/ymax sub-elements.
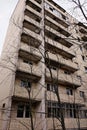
<box><xmin>17</xmin><ymin>104</ymin><xmax>30</xmax><ymax>118</ymax></box>
<box><xmin>21</xmin><ymin>80</ymin><xmax>31</xmax><ymax>88</ymax></box>
<box><xmin>66</xmin><ymin>88</ymin><xmax>73</xmax><ymax>95</ymax></box>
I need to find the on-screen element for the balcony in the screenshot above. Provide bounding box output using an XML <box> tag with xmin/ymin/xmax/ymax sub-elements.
<box><xmin>45</xmin><ymin>37</ymin><xmax>75</xmax><ymax>59</ymax></box>
<box><xmin>26</xmin><ymin>0</ymin><xmax>42</xmax><ymax>12</ymax></box>
<box><xmin>14</xmin><ymin>85</ymin><xmax>42</xmax><ymax>102</ymax></box>
<box><xmin>21</xmin><ymin>33</ymin><xmax>41</xmax><ymax>48</ymax></box>
<box><xmin>81</xmin><ymin>34</ymin><xmax>87</xmax><ymax>42</ymax></box>
<box><xmin>45</xmin><ymin>0</ymin><xmax>66</xmax><ymax>13</ymax></box>
<box><xmin>19</xmin><ymin>42</ymin><xmax>42</xmax><ymax>62</ymax></box>
<box><xmin>46</xmin><ymin>68</ymin><xmax>81</xmax><ymax>88</ymax></box>
<box><xmin>46</xmin><ymin>52</ymin><xmax>78</xmax><ymax>72</ymax></box>
<box><xmin>79</xmin><ymin>26</ymin><xmax>87</xmax><ymax>34</ymax></box>
<box><xmin>17</xmin><ymin>61</ymin><xmax>41</xmax><ymax>81</ymax></box>
<box><xmin>45</xmin><ymin>15</ymin><xmax>70</xmax><ymax>37</ymax></box>
<box><xmin>25</xmin><ymin>5</ymin><xmax>42</xmax><ymax>22</ymax></box>
<box><xmin>46</xmin><ymin>92</ymin><xmax>85</xmax><ymax>105</ymax></box>
<box><xmin>78</xmin><ymin>22</ymin><xmax>87</xmax><ymax>34</ymax></box>
<box><xmin>45</xmin><ymin>26</ymin><xmax>72</xmax><ymax>48</ymax></box>
<box><xmin>23</xmin><ymin>15</ymin><xmax>41</xmax><ymax>34</ymax></box>
<box><xmin>21</xmin><ymin>27</ymin><xmax>42</xmax><ymax>47</ymax></box>
<box><xmin>45</xmin><ymin>4</ymin><xmax>69</xmax><ymax>28</ymax></box>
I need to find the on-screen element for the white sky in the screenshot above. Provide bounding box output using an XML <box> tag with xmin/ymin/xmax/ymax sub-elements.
<box><xmin>0</xmin><ymin>0</ymin><xmax>86</xmax><ymax>55</ymax></box>
<box><xmin>0</xmin><ymin>0</ymin><xmax>18</xmax><ymax>55</ymax></box>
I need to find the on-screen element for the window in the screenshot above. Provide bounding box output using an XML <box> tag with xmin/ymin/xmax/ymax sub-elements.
<box><xmin>66</xmin><ymin>104</ymin><xmax>77</xmax><ymax>118</ymax></box>
<box><xmin>77</xmin><ymin>75</ymin><xmax>81</xmax><ymax>80</ymax></box>
<box><xmin>66</xmin><ymin>88</ymin><xmax>73</xmax><ymax>95</ymax></box>
<box><xmin>23</xmin><ymin>60</ymin><xmax>33</xmax><ymax>65</ymax></box>
<box><xmin>17</xmin><ymin>104</ymin><xmax>30</xmax><ymax>118</ymax></box>
<box><xmin>80</xmin><ymin>45</ymin><xmax>82</xmax><ymax>51</ymax></box>
<box><xmin>82</xmin><ymin>56</ymin><xmax>85</xmax><ymax>61</ymax></box>
<box><xmin>47</xmin><ymin>84</ymin><xmax>57</xmax><ymax>92</ymax></box>
<box><xmin>2</xmin><ymin>103</ymin><xmax>5</xmax><ymax>108</ymax></box>
<box><xmin>84</xmin><ymin>67</ymin><xmax>87</xmax><ymax>73</ymax></box>
<box><xmin>47</xmin><ymin>65</ymin><xmax>57</xmax><ymax>70</ymax></box>
<box><xmin>47</xmin><ymin>102</ymin><xmax>82</xmax><ymax>118</ymax></box>
<box><xmin>17</xmin><ymin>105</ymin><xmax>24</xmax><ymax>117</ymax></box>
<box><xmin>49</xmin><ymin>6</ymin><xmax>54</xmax><ymax>12</ymax></box>
<box><xmin>47</xmin><ymin>101</ymin><xmax>60</xmax><ymax>118</ymax></box>
<box><xmin>64</xmin><ymin>71</ymin><xmax>71</xmax><ymax>75</ymax></box>
<box><xmin>80</xmin><ymin>91</ymin><xmax>84</xmax><ymax>98</ymax></box>
<box><xmin>21</xmin><ymin>80</ymin><xmax>31</xmax><ymax>88</ymax></box>
<box><xmin>84</xmin><ymin>110</ymin><xmax>87</xmax><ymax>118</ymax></box>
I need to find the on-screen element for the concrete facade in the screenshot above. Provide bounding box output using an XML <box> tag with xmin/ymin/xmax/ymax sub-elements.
<box><xmin>0</xmin><ymin>0</ymin><xmax>87</xmax><ymax>130</ymax></box>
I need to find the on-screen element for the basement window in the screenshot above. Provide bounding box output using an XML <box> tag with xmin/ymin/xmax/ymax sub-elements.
<box><xmin>66</xmin><ymin>88</ymin><xmax>73</xmax><ymax>95</ymax></box>
<box><xmin>21</xmin><ymin>80</ymin><xmax>31</xmax><ymax>88</ymax></box>
<box><xmin>17</xmin><ymin>104</ymin><xmax>30</xmax><ymax>118</ymax></box>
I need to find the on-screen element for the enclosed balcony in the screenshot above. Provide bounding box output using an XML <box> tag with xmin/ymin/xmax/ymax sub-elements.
<box><xmin>19</xmin><ymin>42</ymin><xmax>42</xmax><ymax>63</ymax></box>
<box><xmin>45</xmin><ymin>37</ymin><xmax>75</xmax><ymax>59</ymax></box>
<box><xmin>46</xmin><ymin>68</ymin><xmax>81</xmax><ymax>88</ymax></box>
<box><xmin>46</xmin><ymin>52</ymin><xmax>78</xmax><ymax>72</ymax></box>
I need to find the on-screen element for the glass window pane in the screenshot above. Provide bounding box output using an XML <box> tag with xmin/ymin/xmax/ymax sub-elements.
<box><xmin>25</xmin><ymin>105</ymin><xmax>30</xmax><ymax>118</ymax></box>
<box><xmin>17</xmin><ymin>105</ymin><xmax>24</xmax><ymax>117</ymax></box>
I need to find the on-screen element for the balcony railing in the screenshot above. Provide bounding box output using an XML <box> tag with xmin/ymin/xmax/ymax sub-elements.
<box><xmin>46</xmin><ymin>68</ymin><xmax>81</xmax><ymax>87</ymax></box>
<box><xmin>79</xmin><ymin>26</ymin><xmax>87</xmax><ymax>34</ymax></box>
<box><xmin>46</xmin><ymin>52</ymin><xmax>78</xmax><ymax>71</ymax></box>
<box><xmin>14</xmin><ymin>85</ymin><xmax>42</xmax><ymax>102</ymax></box>
<box><xmin>45</xmin><ymin>4</ymin><xmax>69</xmax><ymax>28</ymax></box>
<box><xmin>45</xmin><ymin>15</ymin><xmax>70</xmax><ymax>37</ymax></box>
<box><xmin>45</xmin><ymin>37</ymin><xmax>75</xmax><ymax>58</ymax></box>
<box><xmin>26</xmin><ymin>0</ymin><xmax>42</xmax><ymax>10</ymax></box>
<box><xmin>46</xmin><ymin>92</ymin><xmax>85</xmax><ymax>105</ymax></box>
<box><xmin>24</xmin><ymin>15</ymin><xmax>41</xmax><ymax>31</ymax></box>
<box><xmin>17</xmin><ymin>61</ymin><xmax>41</xmax><ymax>80</ymax></box>
<box><xmin>19</xmin><ymin>42</ymin><xmax>42</xmax><ymax>62</ymax></box>
<box><xmin>45</xmin><ymin>25</ymin><xmax>72</xmax><ymax>47</ymax></box>
<box><xmin>25</xmin><ymin>5</ymin><xmax>42</xmax><ymax>20</ymax></box>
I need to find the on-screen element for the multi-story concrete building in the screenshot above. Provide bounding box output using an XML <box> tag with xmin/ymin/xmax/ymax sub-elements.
<box><xmin>0</xmin><ymin>0</ymin><xmax>87</xmax><ymax>130</ymax></box>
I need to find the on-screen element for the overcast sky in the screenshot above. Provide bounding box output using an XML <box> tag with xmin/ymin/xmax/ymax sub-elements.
<box><xmin>0</xmin><ymin>0</ymin><xmax>86</xmax><ymax>55</ymax></box>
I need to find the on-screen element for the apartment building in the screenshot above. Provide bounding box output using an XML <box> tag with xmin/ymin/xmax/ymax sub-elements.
<box><xmin>0</xmin><ymin>0</ymin><xmax>87</xmax><ymax>130</ymax></box>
